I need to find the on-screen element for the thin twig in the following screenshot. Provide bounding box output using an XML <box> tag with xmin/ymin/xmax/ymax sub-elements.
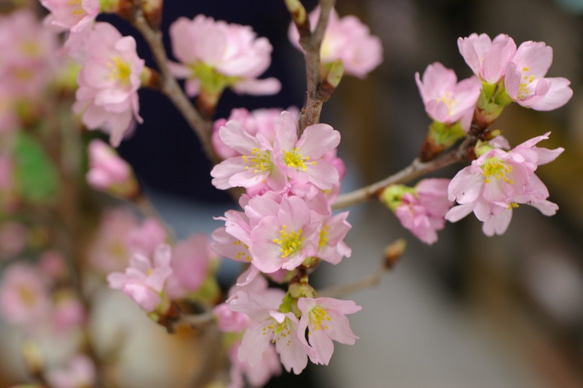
<box><xmin>333</xmin><ymin>134</ymin><xmax>477</xmax><ymax>209</ymax></box>
<box><xmin>298</xmin><ymin>0</ymin><xmax>336</xmax><ymax>131</ymax></box>
<box><xmin>131</xmin><ymin>9</ymin><xmax>220</xmax><ymax>165</ymax></box>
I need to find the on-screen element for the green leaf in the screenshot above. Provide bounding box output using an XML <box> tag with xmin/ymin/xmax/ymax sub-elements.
<box><xmin>13</xmin><ymin>132</ymin><xmax>59</xmax><ymax>203</ymax></box>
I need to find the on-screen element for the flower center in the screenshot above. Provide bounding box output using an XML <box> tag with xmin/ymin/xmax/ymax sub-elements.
<box><xmin>318</xmin><ymin>224</ymin><xmax>329</xmax><ymax>248</ymax></box>
<box><xmin>517</xmin><ymin>67</ymin><xmax>535</xmax><ymax>100</ymax></box>
<box><xmin>438</xmin><ymin>92</ymin><xmax>458</xmax><ymax>116</ymax></box>
<box><xmin>284</xmin><ymin>148</ymin><xmax>314</xmax><ymax>171</ymax></box>
<box><xmin>108</xmin><ymin>56</ymin><xmax>132</xmax><ymax>85</ymax></box>
<box><xmin>273</xmin><ymin>225</ymin><xmax>304</xmax><ymax>258</ymax></box>
<box><xmin>309</xmin><ymin>306</ymin><xmax>332</xmax><ymax>333</ymax></box>
<box><xmin>18</xmin><ymin>286</ymin><xmax>36</xmax><ymax>306</ymax></box>
<box><xmin>482</xmin><ymin>157</ymin><xmax>513</xmax><ymax>184</ymax></box>
<box><xmin>68</xmin><ymin>0</ymin><xmax>85</xmax><ymax>16</ymax></box>
<box><xmin>242</xmin><ymin>148</ymin><xmax>272</xmax><ymax>174</ymax></box>
<box><xmin>233</xmin><ymin>240</ymin><xmax>251</xmax><ymax>262</ymax></box>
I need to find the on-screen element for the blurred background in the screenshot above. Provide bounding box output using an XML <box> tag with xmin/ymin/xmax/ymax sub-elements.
<box><xmin>2</xmin><ymin>0</ymin><xmax>583</xmax><ymax>387</ymax></box>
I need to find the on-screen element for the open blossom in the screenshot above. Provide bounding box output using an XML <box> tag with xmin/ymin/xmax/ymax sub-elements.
<box><xmin>415</xmin><ymin>62</ymin><xmax>481</xmax><ymax>129</ymax></box>
<box><xmin>504</xmin><ymin>41</ymin><xmax>573</xmax><ymax>111</ymax></box>
<box><xmin>458</xmin><ymin>33</ymin><xmax>516</xmax><ymax>84</ymax></box>
<box><xmin>446</xmin><ymin>133</ymin><xmax>563</xmax><ymax>236</ymax></box>
<box><xmin>165</xmin><ymin>234</ymin><xmax>216</xmax><ymax>300</ymax></box>
<box><xmin>73</xmin><ymin>22</ymin><xmax>144</xmax><ymax>147</ymax></box>
<box><xmin>46</xmin><ymin>354</ymin><xmax>96</xmax><ymax>388</ymax></box>
<box><xmin>212</xmin><ymin>107</ymin><xmax>298</xmax><ymax>160</ymax></box>
<box><xmin>211</xmin><ymin>111</ymin><xmax>341</xmax><ymax>194</ymax></box>
<box><xmin>86</xmin><ymin>139</ymin><xmax>138</xmax><ymax>196</ymax></box>
<box><xmin>297</xmin><ymin>297</ymin><xmax>361</xmax><ymax>366</ymax></box>
<box><xmin>228</xmin><ymin>340</ymin><xmax>281</xmax><ymax>388</ymax></box>
<box><xmin>0</xmin><ymin>263</ymin><xmax>52</xmax><ymax>326</ymax></box>
<box><xmin>169</xmin><ymin>15</ymin><xmax>280</xmax><ymax>97</ymax></box>
<box><xmin>40</xmin><ymin>0</ymin><xmax>99</xmax><ymax>32</ymax></box>
<box><xmin>107</xmin><ymin>244</ymin><xmax>173</xmax><ymax>312</ymax></box>
<box><xmin>289</xmin><ymin>7</ymin><xmax>383</xmax><ymax>78</ymax></box>
<box><xmin>0</xmin><ymin>10</ymin><xmax>59</xmax><ymax>99</ymax></box>
<box><xmin>392</xmin><ymin>179</ymin><xmax>453</xmax><ymax>245</ymax></box>
<box><xmin>248</xmin><ymin>195</ymin><xmax>320</xmax><ymax>273</ymax></box>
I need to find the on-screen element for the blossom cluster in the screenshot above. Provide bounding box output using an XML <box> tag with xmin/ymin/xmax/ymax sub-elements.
<box><xmin>385</xmin><ymin>32</ymin><xmax>571</xmax><ymax>244</ymax></box>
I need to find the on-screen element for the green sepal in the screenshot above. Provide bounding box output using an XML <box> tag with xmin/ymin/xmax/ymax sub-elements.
<box><xmin>380</xmin><ymin>184</ymin><xmax>415</xmax><ymax>212</ymax></box>
<box><xmin>475</xmin><ymin>81</ymin><xmax>512</xmax><ymax>125</ymax></box>
<box><xmin>13</xmin><ymin>132</ymin><xmax>59</xmax><ymax>204</ymax></box>
<box><xmin>428</xmin><ymin>120</ymin><xmax>466</xmax><ymax>149</ymax></box>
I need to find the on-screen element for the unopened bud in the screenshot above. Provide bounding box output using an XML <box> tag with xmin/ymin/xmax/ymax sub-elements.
<box><xmin>383</xmin><ymin>239</ymin><xmax>406</xmax><ymax>269</ymax></box>
<box><xmin>285</xmin><ymin>0</ymin><xmax>307</xmax><ymax>25</ymax></box>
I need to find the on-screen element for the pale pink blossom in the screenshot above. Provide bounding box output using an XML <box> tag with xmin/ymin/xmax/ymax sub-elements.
<box><xmin>394</xmin><ymin>179</ymin><xmax>453</xmax><ymax>245</ymax></box>
<box><xmin>0</xmin><ymin>263</ymin><xmax>51</xmax><ymax>326</ymax></box>
<box><xmin>87</xmin><ymin>208</ymin><xmax>139</xmax><ymax>273</ymax></box>
<box><xmin>0</xmin><ymin>10</ymin><xmax>59</xmax><ymax>99</ymax></box>
<box><xmin>127</xmin><ymin>218</ymin><xmax>167</xmax><ymax>257</ymax></box>
<box><xmin>214</xmin><ymin>303</ymin><xmax>251</xmax><ymax>333</ymax></box>
<box><xmin>274</xmin><ymin>111</ymin><xmax>341</xmax><ymax>190</ymax></box>
<box><xmin>415</xmin><ymin>62</ymin><xmax>481</xmax><ymax>129</ymax></box>
<box><xmin>165</xmin><ymin>234</ymin><xmax>215</xmax><ymax>300</ymax></box>
<box><xmin>73</xmin><ymin>22</ymin><xmax>144</xmax><ymax>147</ymax></box>
<box><xmin>51</xmin><ymin>290</ymin><xmax>85</xmax><ymax>333</ymax></box>
<box><xmin>504</xmin><ymin>41</ymin><xmax>573</xmax><ymax>110</ymax></box>
<box><xmin>107</xmin><ymin>244</ymin><xmax>173</xmax><ymax>312</ymax></box>
<box><xmin>248</xmin><ymin>195</ymin><xmax>320</xmax><ymax>273</ymax></box>
<box><xmin>40</xmin><ymin>250</ymin><xmax>68</xmax><ymax>280</ymax></box>
<box><xmin>446</xmin><ymin>133</ymin><xmax>563</xmax><ymax>236</ymax></box>
<box><xmin>86</xmin><ymin>139</ymin><xmax>137</xmax><ymax>195</ymax></box>
<box><xmin>289</xmin><ymin>7</ymin><xmax>383</xmax><ymax>78</ymax></box>
<box><xmin>169</xmin><ymin>15</ymin><xmax>280</xmax><ymax>97</ymax></box>
<box><xmin>315</xmin><ymin>211</ymin><xmax>352</xmax><ymax>264</ymax></box>
<box><xmin>297</xmin><ymin>297</ymin><xmax>361</xmax><ymax>365</ymax></box>
<box><xmin>46</xmin><ymin>354</ymin><xmax>96</xmax><ymax>388</ymax></box>
<box><xmin>457</xmin><ymin>33</ymin><xmax>516</xmax><ymax>84</ymax></box>
<box><xmin>210</xmin><ymin>119</ymin><xmax>286</xmax><ymax>192</ymax></box>
<box><xmin>40</xmin><ymin>0</ymin><xmax>99</xmax><ymax>32</ymax></box>
<box><xmin>228</xmin><ymin>340</ymin><xmax>281</xmax><ymax>388</ymax></box>
<box><xmin>212</xmin><ymin>107</ymin><xmax>298</xmax><ymax>160</ymax></box>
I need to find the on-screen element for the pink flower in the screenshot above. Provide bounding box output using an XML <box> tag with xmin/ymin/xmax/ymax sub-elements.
<box><xmin>315</xmin><ymin>211</ymin><xmax>352</xmax><ymax>264</ymax></box>
<box><xmin>214</xmin><ymin>303</ymin><xmax>251</xmax><ymax>333</ymax></box>
<box><xmin>458</xmin><ymin>33</ymin><xmax>516</xmax><ymax>84</ymax></box>
<box><xmin>0</xmin><ymin>263</ymin><xmax>51</xmax><ymax>326</ymax></box>
<box><xmin>0</xmin><ymin>10</ymin><xmax>59</xmax><ymax>99</ymax></box>
<box><xmin>46</xmin><ymin>354</ymin><xmax>96</xmax><ymax>388</ymax></box>
<box><xmin>248</xmin><ymin>195</ymin><xmax>320</xmax><ymax>273</ymax></box>
<box><xmin>86</xmin><ymin>139</ymin><xmax>137</xmax><ymax>196</ymax></box>
<box><xmin>210</xmin><ymin>118</ymin><xmax>286</xmax><ymax>192</ymax></box>
<box><xmin>228</xmin><ymin>340</ymin><xmax>281</xmax><ymax>388</ymax></box>
<box><xmin>87</xmin><ymin>208</ymin><xmax>139</xmax><ymax>273</ymax></box>
<box><xmin>504</xmin><ymin>41</ymin><xmax>573</xmax><ymax>111</ymax></box>
<box><xmin>289</xmin><ymin>7</ymin><xmax>383</xmax><ymax>78</ymax></box>
<box><xmin>212</xmin><ymin>107</ymin><xmax>297</xmax><ymax>160</ymax></box>
<box><xmin>274</xmin><ymin>112</ymin><xmax>341</xmax><ymax>191</ymax></box>
<box><xmin>107</xmin><ymin>244</ymin><xmax>173</xmax><ymax>312</ymax></box>
<box><xmin>415</xmin><ymin>62</ymin><xmax>481</xmax><ymax>129</ymax></box>
<box><xmin>169</xmin><ymin>15</ymin><xmax>280</xmax><ymax>97</ymax></box>
<box><xmin>393</xmin><ymin>179</ymin><xmax>453</xmax><ymax>245</ymax></box>
<box><xmin>51</xmin><ymin>290</ymin><xmax>85</xmax><ymax>332</ymax></box>
<box><xmin>297</xmin><ymin>297</ymin><xmax>361</xmax><ymax>365</ymax></box>
<box><xmin>73</xmin><ymin>22</ymin><xmax>144</xmax><ymax>147</ymax></box>
<box><xmin>40</xmin><ymin>0</ymin><xmax>99</xmax><ymax>32</ymax></box>
<box><xmin>446</xmin><ymin>133</ymin><xmax>563</xmax><ymax>236</ymax></box>
<box><xmin>165</xmin><ymin>234</ymin><xmax>215</xmax><ymax>300</ymax></box>
<box><xmin>127</xmin><ymin>218</ymin><xmax>167</xmax><ymax>257</ymax></box>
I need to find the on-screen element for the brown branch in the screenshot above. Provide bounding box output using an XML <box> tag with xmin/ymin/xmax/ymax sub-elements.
<box><xmin>333</xmin><ymin>134</ymin><xmax>477</xmax><ymax>210</ymax></box>
<box><xmin>297</xmin><ymin>0</ymin><xmax>337</xmax><ymax>132</ymax></box>
<box><xmin>131</xmin><ymin>9</ymin><xmax>220</xmax><ymax>165</ymax></box>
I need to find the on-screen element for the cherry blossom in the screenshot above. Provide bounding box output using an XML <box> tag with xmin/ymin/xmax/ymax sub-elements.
<box><xmin>73</xmin><ymin>22</ymin><xmax>144</xmax><ymax>147</ymax></box>
<box><xmin>86</xmin><ymin>139</ymin><xmax>137</xmax><ymax>196</ymax></box>
<box><xmin>446</xmin><ymin>133</ymin><xmax>563</xmax><ymax>236</ymax></box>
<box><xmin>457</xmin><ymin>33</ymin><xmax>516</xmax><ymax>84</ymax></box>
<box><xmin>107</xmin><ymin>244</ymin><xmax>173</xmax><ymax>312</ymax></box>
<box><xmin>297</xmin><ymin>297</ymin><xmax>361</xmax><ymax>365</ymax></box>
<box><xmin>289</xmin><ymin>7</ymin><xmax>383</xmax><ymax>78</ymax></box>
<box><xmin>415</xmin><ymin>62</ymin><xmax>481</xmax><ymax>129</ymax></box>
<box><xmin>504</xmin><ymin>41</ymin><xmax>573</xmax><ymax>111</ymax></box>
<box><xmin>169</xmin><ymin>15</ymin><xmax>280</xmax><ymax>98</ymax></box>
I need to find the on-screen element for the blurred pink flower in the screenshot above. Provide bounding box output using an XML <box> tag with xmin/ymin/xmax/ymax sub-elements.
<box><xmin>46</xmin><ymin>354</ymin><xmax>96</xmax><ymax>388</ymax></box>
<box><xmin>169</xmin><ymin>15</ymin><xmax>280</xmax><ymax>97</ymax></box>
<box><xmin>107</xmin><ymin>244</ymin><xmax>173</xmax><ymax>312</ymax></box>
<box><xmin>73</xmin><ymin>22</ymin><xmax>144</xmax><ymax>147</ymax></box>
<box><xmin>289</xmin><ymin>7</ymin><xmax>383</xmax><ymax>78</ymax></box>
<box><xmin>86</xmin><ymin>139</ymin><xmax>137</xmax><ymax>196</ymax></box>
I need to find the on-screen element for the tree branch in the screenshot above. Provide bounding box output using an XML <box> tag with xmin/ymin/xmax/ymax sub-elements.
<box><xmin>132</xmin><ymin>9</ymin><xmax>220</xmax><ymax>165</ymax></box>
